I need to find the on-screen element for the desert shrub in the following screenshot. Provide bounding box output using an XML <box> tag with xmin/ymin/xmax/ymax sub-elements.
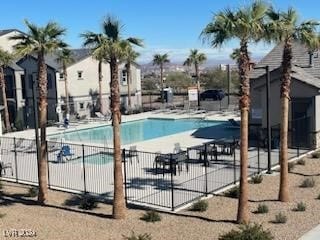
<box><xmin>190</xmin><ymin>200</ymin><xmax>208</xmax><ymax>212</ymax></box>
<box><xmin>293</xmin><ymin>202</ymin><xmax>306</xmax><ymax>212</ymax></box>
<box><xmin>288</xmin><ymin>162</ymin><xmax>295</xmax><ymax>172</ymax></box>
<box><xmin>250</xmin><ymin>174</ymin><xmax>263</xmax><ymax>184</ymax></box>
<box><xmin>317</xmin><ymin>193</ymin><xmax>320</xmax><ymax>200</ymax></box>
<box><xmin>123</xmin><ymin>232</ymin><xmax>152</xmax><ymax>240</ymax></box>
<box><xmin>297</xmin><ymin>158</ymin><xmax>306</xmax><ymax>165</ymax></box>
<box><xmin>273</xmin><ymin>212</ymin><xmax>287</xmax><ymax>224</ymax></box>
<box><xmin>311</xmin><ymin>151</ymin><xmax>320</xmax><ymax>159</ymax></box>
<box><xmin>255</xmin><ymin>204</ymin><xmax>269</xmax><ymax>214</ymax></box>
<box><xmin>219</xmin><ymin>224</ymin><xmax>273</xmax><ymax>240</ymax></box>
<box><xmin>224</xmin><ymin>186</ymin><xmax>239</xmax><ymax>199</ymax></box>
<box><xmin>0</xmin><ymin>213</ymin><xmax>5</xmax><ymax>218</ymax></box>
<box><xmin>28</xmin><ymin>187</ymin><xmax>38</xmax><ymax>197</ymax></box>
<box><xmin>79</xmin><ymin>195</ymin><xmax>98</xmax><ymax>210</ymax></box>
<box><xmin>140</xmin><ymin>211</ymin><xmax>161</xmax><ymax>223</ymax></box>
<box><xmin>300</xmin><ymin>178</ymin><xmax>315</xmax><ymax>188</ymax></box>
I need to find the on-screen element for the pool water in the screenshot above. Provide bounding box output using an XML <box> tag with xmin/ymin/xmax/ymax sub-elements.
<box><xmin>74</xmin><ymin>152</ymin><xmax>114</xmax><ymax>165</ymax></box>
<box><xmin>52</xmin><ymin>118</ymin><xmax>228</xmax><ymax>145</ymax></box>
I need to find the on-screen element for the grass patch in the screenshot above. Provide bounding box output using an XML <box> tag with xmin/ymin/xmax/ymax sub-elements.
<box><xmin>123</xmin><ymin>232</ymin><xmax>152</xmax><ymax>240</ymax></box>
<box><xmin>250</xmin><ymin>174</ymin><xmax>263</xmax><ymax>184</ymax></box>
<box><xmin>254</xmin><ymin>204</ymin><xmax>269</xmax><ymax>214</ymax></box>
<box><xmin>219</xmin><ymin>224</ymin><xmax>273</xmax><ymax>240</ymax></box>
<box><xmin>140</xmin><ymin>211</ymin><xmax>161</xmax><ymax>223</ymax></box>
<box><xmin>190</xmin><ymin>200</ymin><xmax>208</xmax><ymax>212</ymax></box>
<box><xmin>273</xmin><ymin>212</ymin><xmax>287</xmax><ymax>224</ymax></box>
<box><xmin>311</xmin><ymin>151</ymin><xmax>320</xmax><ymax>159</ymax></box>
<box><xmin>293</xmin><ymin>202</ymin><xmax>306</xmax><ymax>212</ymax></box>
<box><xmin>288</xmin><ymin>162</ymin><xmax>295</xmax><ymax>172</ymax></box>
<box><xmin>224</xmin><ymin>186</ymin><xmax>239</xmax><ymax>199</ymax></box>
<box><xmin>27</xmin><ymin>187</ymin><xmax>38</xmax><ymax>197</ymax></box>
<box><xmin>297</xmin><ymin>158</ymin><xmax>306</xmax><ymax>165</ymax></box>
<box><xmin>300</xmin><ymin>178</ymin><xmax>315</xmax><ymax>188</ymax></box>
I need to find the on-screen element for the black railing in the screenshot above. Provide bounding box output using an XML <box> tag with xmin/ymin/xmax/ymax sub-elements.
<box><xmin>0</xmin><ymin>135</ymin><xmax>313</xmax><ymax>211</ymax></box>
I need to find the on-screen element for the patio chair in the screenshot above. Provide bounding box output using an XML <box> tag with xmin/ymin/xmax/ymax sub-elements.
<box><xmin>57</xmin><ymin>145</ymin><xmax>75</xmax><ymax>163</ymax></box>
<box><xmin>227</xmin><ymin>118</ymin><xmax>240</xmax><ymax>128</ymax></box>
<box><xmin>47</xmin><ymin>139</ymin><xmax>61</xmax><ymax>152</ymax></box>
<box><xmin>0</xmin><ymin>161</ymin><xmax>13</xmax><ymax>177</ymax></box>
<box><xmin>125</xmin><ymin>145</ymin><xmax>139</xmax><ymax>164</ymax></box>
<box><xmin>173</xmin><ymin>143</ymin><xmax>185</xmax><ymax>154</ymax></box>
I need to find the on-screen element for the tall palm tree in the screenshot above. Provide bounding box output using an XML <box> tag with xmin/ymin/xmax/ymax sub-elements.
<box><xmin>10</xmin><ymin>20</ymin><xmax>66</xmax><ymax>204</ymax></box>
<box><xmin>266</xmin><ymin>8</ymin><xmax>319</xmax><ymax>202</ymax></box>
<box><xmin>152</xmin><ymin>54</ymin><xmax>170</xmax><ymax>103</ymax></box>
<box><xmin>183</xmin><ymin>49</ymin><xmax>207</xmax><ymax>106</ymax></box>
<box><xmin>101</xmin><ymin>15</ymin><xmax>143</xmax><ymax>219</ymax></box>
<box><xmin>81</xmin><ymin>32</ymin><xmax>106</xmax><ymax>114</ymax></box>
<box><xmin>56</xmin><ymin>48</ymin><xmax>74</xmax><ymax>118</ymax></box>
<box><xmin>0</xmin><ymin>48</ymin><xmax>14</xmax><ymax>132</ymax></box>
<box><xmin>202</xmin><ymin>1</ymin><xmax>268</xmax><ymax>223</ymax></box>
<box><xmin>124</xmin><ymin>46</ymin><xmax>140</xmax><ymax>109</ymax></box>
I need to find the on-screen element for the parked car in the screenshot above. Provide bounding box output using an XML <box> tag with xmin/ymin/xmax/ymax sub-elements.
<box><xmin>200</xmin><ymin>89</ymin><xmax>225</xmax><ymax>101</ymax></box>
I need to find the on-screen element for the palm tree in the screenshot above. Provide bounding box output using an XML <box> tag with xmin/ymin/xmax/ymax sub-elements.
<box><xmin>266</xmin><ymin>7</ymin><xmax>319</xmax><ymax>202</ymax></box>
<box><xmin>183</xmin><ymin>49</ymin><xmax>207</xmax><ymax>106</ymax></box>
<box><xmin>10</xmin><ymin>20</ymin><xmax>66</xmax><ymax>204</ymax></box>
<box><xmin>152</xmin><ymin>54</ymin><xmax>170</xmax><ymax>103</ymax></box>
<box><xmin>80</xmin><ymin>32</ymin><xmax>106</xmax><ymax>114</ymax></box>
<box><xmin>101</xmin><ymin>16</ymin><xmax>143</xmax><ymax>219</ymax></box>
<box><xmin>124</xmin><ymin>46</ymin><xmax>140</xmax><ymax>110</ymax></box>
<box><xmin>0</xmin><ymin>48</ymin><xmax>14</xmax><ymax>132</ymax></box>
<box><xmin>56</xmin><ymin>48</ymin><xmax>74</xmax><ymax>118</ymax></box>
<box><xmin>202</xmin><ymin>1</ymin><xmax>268</xmax><ymax>223</ymax></box>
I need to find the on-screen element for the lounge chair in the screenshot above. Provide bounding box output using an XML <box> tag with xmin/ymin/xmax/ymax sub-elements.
<box><xmin>15</xmin><ymin>140</ymin><xmax>36</xmax><ymax>152</ymax></box>
<box><xmin>0</xmin><ymin>161</ymin><xmax>13</xmax><ymax>177</ymax></box>
<box><xmin>57</xmin><ymin>145</ymin><xmax>75</xmax><ymax>163</ymax></box>
<box><xmin>227</xmin><ymin>118</ymin><xmax>240</xmax><ymax>128</ymax></box>
<box><xmin>95</xmin><ymin>112</ymin><xmax>110</xmax><ymax>120</ymax></box>
<box><xmin>47</xmin><ymin>139</ymin><xmax>61</xmax><ymax>152</ymax></box>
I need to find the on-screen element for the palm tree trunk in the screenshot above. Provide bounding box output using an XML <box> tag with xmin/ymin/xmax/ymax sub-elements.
<box><xmin>37</xmin><ymin>51</ymin><xmax>48</xmax><ymax>204</ymax></box>
<box><xmin>126</xmin><ymin>63</ymin><xmax>132</xmax><ymax>109</ymax></box>
<box><xmin>63</xmin><ymin>64</ymin><xmax>69</xmax><ymax>117</ymax></box>
<box><xmin>236</xmin><ymin>41</ymin><xmax>250</xmax><ymax>224</ymax></box>
<box><xmin>110</xmin><ymin>57</ymin><xmax>126</xmax><ymax>219</ymax></box>
<box><xmin>195</xmin><ymin>63</ymin><xmax>200</xmax><ymax>108</ymax></box>
<box><xmin>98</xmin><ymin>60</ymin><xmax>103</xmax><ymax>113</ymax></box>
<box><xmin>279</xmin><ymin>39</ymin><xmax>292</xmax><ymax>202</ymax></box>
<box><xmin>160</xmin><ymin>64</ymin><xmax>164</xmax><ymax>103</ymax></box>
<box><xmin>0</xmin><ymin>67</ymin><xmax>11</xmax><ymax>132</ymax></box>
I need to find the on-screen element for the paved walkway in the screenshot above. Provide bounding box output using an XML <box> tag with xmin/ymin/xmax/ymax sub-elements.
<box><xmin>299</xmin><ymin>225</ymin><xmax>320</xmax><ymax>240</ymax></box>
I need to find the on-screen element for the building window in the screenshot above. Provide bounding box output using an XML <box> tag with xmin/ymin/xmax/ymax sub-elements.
<box><xmin>59</xmin><ymin>72</ymin><xmax>64</xmax><ymax>80</ymax></box>
<box><xmin>79</xmin><ymin>102</ymin><xmax>84</xmax><ymax>109</ymax></box>
<box><xmin>28</xmin><ymin>74</ymin><xmax>33</xmax><ymax>89</ymax></box>
<box><xmin>21</xmin><ymin>75</ymin><xmax>26</xmax><ymax>99</ymax></box>
<box><xmin>121</xmin><ymin>70</ymin><xmax>127</xmax><ymax>85</ymax></box>
<box><xmin>77</xmin><ymin>71</ymin><xmax>83</xmax><ymax>79</ymax></box>
<box><xmin>47</xmin><ymin>74</ymin><xmax>53</xmax><ymax>89</ymax></box>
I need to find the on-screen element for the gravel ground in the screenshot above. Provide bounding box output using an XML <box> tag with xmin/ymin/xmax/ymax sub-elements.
<box><xmin>1</xmin><ymin>155</ymin><xmax>320</xmax><ymax>240</ymax></box>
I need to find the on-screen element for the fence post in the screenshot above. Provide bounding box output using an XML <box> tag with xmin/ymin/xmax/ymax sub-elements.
<box><xmin>122</xmin><ymin>149</ymin><xmax>128</xmax><ymax>206</ymax></box>
<box><xmin>13</xmin><ymin>137</ymin><xmax>18</xmax><ymax>183</ymax></box>
<box><xmin>204</xmin><ymin>144</ymin><xmax>208</xmax><ymax>196</ymax></box>
<box><xmin>82</xmin><ymin>144</ymin><xmax>87</xmax><ymax>194</ymax></box>
<box><xmin>233</xmin><ymin>147</ymin><xmax>236</xmax><ymax>184</ymax></box>
<box><xmin>46</xmin><ymin>140</ymin><xmax>50</xmax><ymax>189</ymax></box>
<box><xmin>257</xmin><ymin>142</ymin><xmax>260</xmax><ymax>173</ymax></box>
<box><xmin>170</xmin><ymin>154</ymin><xmax>174</xmax><ymax>211</ymax></box>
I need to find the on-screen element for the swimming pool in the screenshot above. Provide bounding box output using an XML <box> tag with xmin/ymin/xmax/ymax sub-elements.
<box><xmin>51</xmin><ymin>118</ymin><xmax>235</xmax><ymax>145</ymax></box>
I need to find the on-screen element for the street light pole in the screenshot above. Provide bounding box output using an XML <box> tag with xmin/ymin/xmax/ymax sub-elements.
<box><xmin>227</xmin><ymin>64</ymin><xmax>231</xmax><ymax>106</ymax></box>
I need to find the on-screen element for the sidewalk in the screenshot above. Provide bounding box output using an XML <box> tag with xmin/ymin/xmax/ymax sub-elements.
<box><xmin>299</xmin><ymin>225</ymin><xmax>320</xmax><ymax>240</ymax></box>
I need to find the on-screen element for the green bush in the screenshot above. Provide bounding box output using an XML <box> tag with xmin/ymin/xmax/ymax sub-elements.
<box><xmin>300</xmin><ymin>178</ymin><xmax>315</xmax><ymax>188</ymax></box>
<box><xmin>311</xmin><ymin>151</ymin><xmax>320</xmax><ymax>159</ymax></box>
<box><xmin>297</xmin><ymin>158</ymin><xmax>306</xmax><ymax>165</ymax></box>
<box><xmin>123</xmin><ymin>232</ymin><xmax>152</xmax><ymax>240</ymax></box>
<box><xmin>219</xmin><ymin>224</ymin><xmax>273</xmax><ymax>240</ymax></box>
<box><xmin>224</xmin><ymin>186</ymin><xmax>239</xmax><ymax>199</ymax></box>
<box><xmin>293</xmin><ymin>202</ymin><xmax>306</xmax><ymax>212</ymax></box>
<box><xmin>140</xmin><ymin>211</ymin><xmax>161</xmax><ymax>223</ymax></box>
<box><xmin>190</xmin><ymin>200</ymin><xmax>208</xmax><ymax>212</ymax></box>
<box><xmin>273</xmin><ymin>212</ymin><xmax>287</xmax><ymax>224</ymax></box>
<box><xmin>288</xmin><ymin>162</ymin><xmax>295</xmax><ymax>172</ymax></box>
<box><xmin>79</xmin><ymin>195</ymin><xmax>98</xmax><ymax>210</ymax></box>
<box><xmin>28</xmin><ymin>187</ymin><xmax>38</xmax><ymax>197</ymax></box>
<box><xmin>250</xmin><ymin>174</ymin><xmax>263</xmax><ymax>184</ymax></box>
<box><xmin>255</xmin><ymin>204</ymin><xmax>269</xmax><ymax>214</ymax></box>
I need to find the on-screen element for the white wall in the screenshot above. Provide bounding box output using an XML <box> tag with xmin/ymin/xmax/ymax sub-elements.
<box><xmin>0</xmin><ymin>31</ymin><xmax>22</xmax><ymax>53</ymax></box>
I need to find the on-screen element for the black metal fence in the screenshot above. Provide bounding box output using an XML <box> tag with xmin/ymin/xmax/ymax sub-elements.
<box><xmin>0</xmin><ymin>135</ymin><xmax>311</xmax><ymax>211</ymax></box>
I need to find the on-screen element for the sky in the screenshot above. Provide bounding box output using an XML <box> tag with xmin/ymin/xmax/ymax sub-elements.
<box><xmin>1</xmin><ymin>0</ymin><xmax>320</xmax><ymax>64</ymax></box>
